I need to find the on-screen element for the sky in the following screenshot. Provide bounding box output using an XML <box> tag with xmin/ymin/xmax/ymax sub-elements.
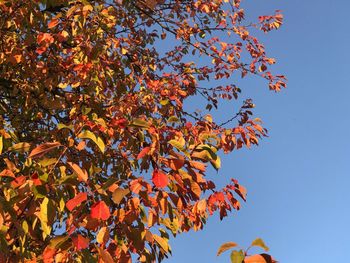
<box><xmin>166</xmin><ymin>0</ymin><xmax>350</xmax><ymax>262</ymax></box>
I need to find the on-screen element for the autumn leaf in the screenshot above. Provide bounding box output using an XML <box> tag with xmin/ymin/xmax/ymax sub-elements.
<box><xmin>91</xmin><ymin>201</ymin><xmax>110</xmax><ymax>221</ymax></box>
<box><xmin>152</xmin><ymin>169</ymin><xmax>168</xmax><ymax>188</ymax></box>
<box><xmin>8</xmin><ymin>142</ymin><xmax>31</xmax><ymax>153</ymax></box>
<box><xmin>251</xmin><ymin>238</ymin><xmax>269</xmax><ymax>251</ymax></box>
<box><xmin>29</xmin><ymin>142</ymin><xmax>61</xmax><ymax>159</ymax></box>
<box><xmin>137</xmin><ymin>146</ymin><xmax>150</xmax><ymax>159</ymax></box>
<box><xmin>66</xmin><ymin>192</ymin><xmax>88</xmax><ymax>211</ymax></box>
<box><xmin>48</xmin><ymin>18</ymin><xmax>60</xmax><ymax>29</ymax></box>
<box><xmin>244</xmin><ymin>254</ymin><xmax>276</xmax><ymax>263</ymax></box>
<box><xmin>68</xmin><ymin>162</ymin><xmax>88</xmax><ymax>182</ymax></box>
<box><xmin>112</xmin><ymin>188</ymin><xmax>130</xmax><ymax>205</ymax></box>
<box><xmin>217</xmin><ymin>242</ymin><xmax>238</xmax><ymax>256</ymax></box>
<box><xmin>78</xmin><ymin>130</ymin><xmax>105</xmax><ymax>153</ymax></box>
<box><xmin>72</xmin><ymin>234</ymin><xmax>89</xmax><ymax>250</ymax></box>
<box><xmin>153</xmin><ymin>234</ymin><xmax>169</xmax><ymax>252</ymax></box>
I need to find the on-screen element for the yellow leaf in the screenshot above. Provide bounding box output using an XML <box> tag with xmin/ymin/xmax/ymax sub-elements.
<box><xmin>96</xmin><ymin>226</ymin><xmax>108</xmax><ymax>244</ymax></box>
<box><xmin>153</xmin><ymin>234</ymin><xmax>169</xmax><ymax>252</ymax></box>
<box><xmin>8</xmin><ymin>142</ymin><xmax>31</xmax><ymax>153</ymax></box>
<box><xmin>112</xmin><ymin>188</ymin><xmax>130</xmax><ymax>205</ymax></box>
<box><xmin>78</xmin><ymin>130</ymin><xmax>105</xmax><ymax>153</ymax></box>
<box><xmin>39</xmin><ymin>198</ymin><xmax>52</xmax><ymax>238</ymax></box>
<box><xmin>0</xmin><ymin>136</ymin><xmax>3</xmax><ymax>154</ymax></box>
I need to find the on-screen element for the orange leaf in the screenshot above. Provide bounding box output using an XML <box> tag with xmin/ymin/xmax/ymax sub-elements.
<box><xmin>48</xmin><ymin>18</ymin><xmax>60</xmax><ymax>29</ymax></box>
<box><xmin>68</xmin><ymin>162</ymin><xmax>88</xmax><ymax>182</ymax></box>
<box><xmin>189</xmin><ymin>161</ymin><xmax>207</xmax><ymax>172</ymax></box>
<box><xmin>152</xmin><ymin>169</ymin><xmax>168</xmax><ymax>188</ymax></box>
<box><xmin>137</xmin><ymin>146</ymin><xmax>150</xmax><ymax>159</ymax></box>
<box><xmin>43</xmin><ymin>247</ymin><xmax>56</xmax><ymax>263</ymax></box>
<box><xmin>66</xmin><ymin>192</ymin><xmax>88</xmax><ymax>211</ymax></box>
<box><xmin>191</xmin><ymin>181</ymin><xmax>201</xmax><ymax>199</ymax></box>
<box><xmin>28</xmin><ymin>142</ymin><xmax>61</xmax><ymax>159</ymax></box>
<box><xmin>244</xmin><ymin>254</ymin><xmax>276</xmax><ymax>263</ymax></box>
<box><xmin>91</xmin><ymin>201</ymin><xmax>110</xmax><ymax>221</ymax></box>
<box><xmin>72</xmin><ymin>234</ymin><xmax>89</xmax><ymax>250</ymax></box>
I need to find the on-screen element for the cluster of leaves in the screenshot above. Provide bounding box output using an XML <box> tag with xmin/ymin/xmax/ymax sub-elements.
<box><xmin>0</xmin><ymin>0</ymin><xmax>285</xmax><ymax>262</ymax></box>
<box><xmin>217</xmin><ymin>238</ymin><xmax>277</xmax><ymax>263</ymax></box>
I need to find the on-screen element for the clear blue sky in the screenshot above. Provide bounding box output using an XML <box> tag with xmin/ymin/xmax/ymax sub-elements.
<box><xmin>166</xmin><ymin>0</ymin><xmax>350</xmax><ymax>262</ymax></box>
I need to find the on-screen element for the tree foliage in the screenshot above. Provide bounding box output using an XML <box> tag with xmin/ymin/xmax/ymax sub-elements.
<box><xmin>0</xmin><ymin>0</ymin><xmax>285</xmax><ymax>262</ymax></box>
<box><xmin>217</xmin><ymin>238</ymin><xmax>277</xmax><ymax>263</ymax></box>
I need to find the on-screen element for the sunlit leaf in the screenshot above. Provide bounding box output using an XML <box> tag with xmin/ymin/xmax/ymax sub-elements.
<box><xmin>217</xmin><ymin>242</ymin><xmax>238</xmax><ymax>256</ymax></box>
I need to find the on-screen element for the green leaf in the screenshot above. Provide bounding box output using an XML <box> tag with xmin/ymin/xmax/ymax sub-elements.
<box><xmin>230</xmin><ymin>250</ymin><xmax>245</xmax><ymax>263</ymax></box>
<box><xmin>217</xmin><ymin>242</ymin><xmax>238</xmax><ymax>256</ymax></box>
<box><xmin>130</xmin><ymin>119</ymin><xmax>150</xmax><ymax>128</ymax></box>
<box><xmin>78</xmin><ymin>130</ymin><xmax>105</xmax><ymax>153</ymax></box>
<box><xmin>251</xmin><ymin>238</ymin><xmax>269</xmax><ymax>252</ymax></box>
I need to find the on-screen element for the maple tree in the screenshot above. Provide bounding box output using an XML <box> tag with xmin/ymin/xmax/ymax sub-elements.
<box><xmin>0</xmin><ymin>0</ymin><xmax>286</xmax><ymax>262</ymax></box>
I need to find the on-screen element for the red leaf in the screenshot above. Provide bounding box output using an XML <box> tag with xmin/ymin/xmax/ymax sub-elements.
<box><xmin>91</xmin><ymin>201</ymin><xmax>110</xmax><ymax>221</ymax></box>
<box><xmin>28</xmin><ymin>142</ymin><xmax>61</xmax><ymax>159</ymax></box>
<box><xmin>72</xmin><ymin>234</ymin><xmax>89</xmax><ymax>250</ymax></box>
<box><xmin>152</xmin><ymin>169</ymin><xmax>168</xmax><ymax>188</ymax></box>
<box><xmin>66</xmin><ymin>192</ymin><xmax>88</xmax><ymax>211</ymax></box>
<box><xmin>137</xmin><ymin>146</ymin><xmax>150</xmax><ymax>159</ymax></box>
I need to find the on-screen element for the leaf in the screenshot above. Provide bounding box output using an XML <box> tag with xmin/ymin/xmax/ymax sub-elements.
<box><xmin>244</xmin><ymin>254</ymin><xmax>276</xmax><ymax>263</ymax></box>
<box><xmin>217</xmin><ymin>242</ymin><xmax>238</xmax><ymax>256</ymax></box>
<box><xmin>137</xmin><ymin>146</ymin><xmax>150</xmax><ymax>159</ymax></box>
<box><xmin>72</xmin><ymin>234</ymin><xmax>89</xmax><ymax>250</ymax></box>
<box><xmin>168</xmin><ymin>139</ymin><xmax>184</xmax><ymax>151</ymax></box>
<box><xmin>78</xmin><ymin>130</ymin><xmax>105</xmax><ymax>153</ymax></box>
<box><xmin>68</xmin><ymin>162</ymin><xmax>88</xmax><ymax>182</ymax></box>
<box><xmin>112</xmin><ymin>188</ymin><xmax>130</xmax><ymax>205</ymax></box>
<box><xmin>153</xmin><ymin>234</ymin><xmax>169</xmax><ymax>252</ymax></box>
<box><xmin>97</xmin><ymin>247</ymin><xmax>115</xmax><ymax>263</ymax></box>
<box><xmin>29</xmin><ymin>142</ymin><xmax>61</xmax><ymax>159</ymax></box>
<box><xmin>210</xmin><ymin>155</ymin><xmax>221</xmax><ymax>171</ymax></box>
<box><xmin>8</xmin><ymin>142</ymin><xmax>31</xmax><ymax>153</ymax></box>
<box><xmin>91</xmin><ymin>201</ymin><xmax>110</xmax><ymax>220</ymax></box>
<box><xmin>231</xmin><ymin>250</ymin><xmax>245</xmax><ymax>263</ymax></box>
<box><xmin>130</xmin><ymin>119</ymin><xmax>150</xmax><ymax>128</ymax></box>
<box><xmin>152</xmin><ymin>170</ymin><xmax>168</xmax><ymax>188</ymax></box>
<box><xmin>48</xmin><ymin>235</ymin><xmax>69</xmax><ymax>249</ymax></box>
<box><xmin>0</xmin><ymin>136</ymin><xmax>3</xmax><ymax>154</ymax></box>
<box><xmin>48</xmin><ymin>18</ymin><xmax>60</xmax><ymax>29</ymax></box>
<box><xmin>66</xmin><ymin>192</ymin><xmax>88</xmax><ymax>211</ymax></box>
<box><xmin>96</xmin><ymin>226</ymin><xmax>109</xmax><ymax>244</ymax></box>
<box><xmin>191</xmin><ymin>181</ymin><xmax>201</xmax><ymax>199</ymax></box>
<box><xmin>39</xmin><ymin>197</ymin><xmax>53</xmax><ymax>238</ymax></box>
<box><xmin>251</xmin><ymin>238</ymin><xmax>269</xmax><ymax>252</ymax></box>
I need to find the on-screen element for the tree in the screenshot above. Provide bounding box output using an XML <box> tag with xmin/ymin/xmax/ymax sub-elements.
<box><xmin>0</xmin><ymin>0</ymin><xmax>286</xmax><ymax>262</ymax></box>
